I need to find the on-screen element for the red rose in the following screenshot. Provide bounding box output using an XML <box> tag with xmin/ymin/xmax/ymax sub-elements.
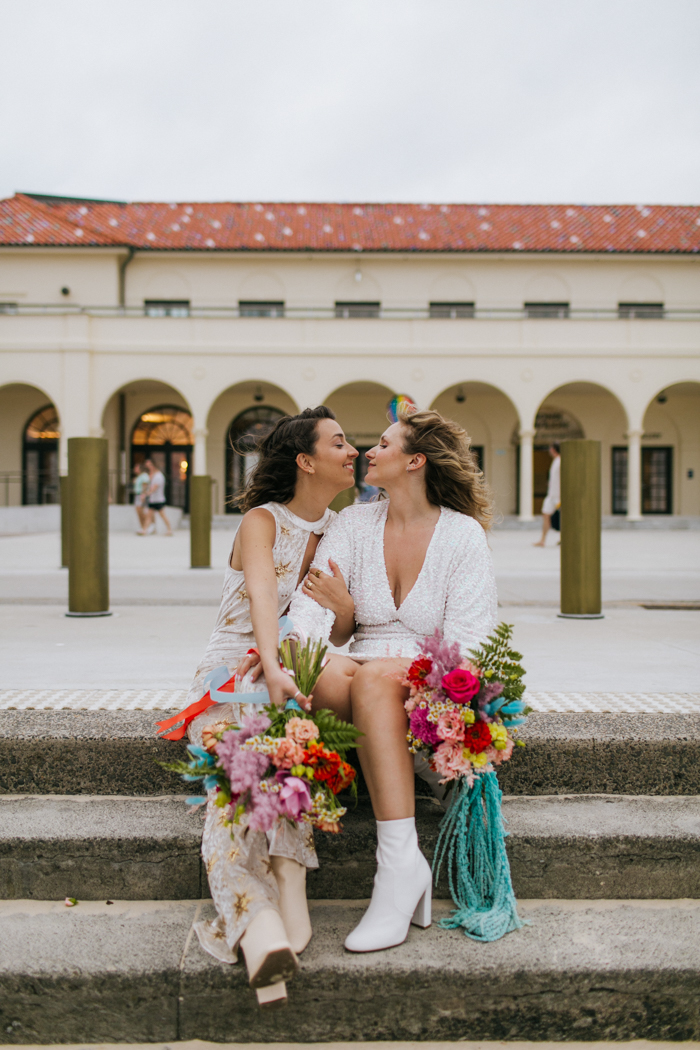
<box><xmin>441</xmin><ymin>668</ymin><xmax>480</xmax><ymax>705</ymax></box>
<box><xmin>407</xmin><ymin>657</ymin><xmax>432</xmax><ymax>685</ymax></box>
<box><xmin>464</xmin><ymin>721</ymin><xmax>492</xmax><ymax>754</ymax></box>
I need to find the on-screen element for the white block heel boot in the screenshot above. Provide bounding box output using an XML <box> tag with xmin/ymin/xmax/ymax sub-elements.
<box><xmin>239</xmin><ymin>907</ymin><xmax>298</xmax><ymax>1008</ymax></box>
<box><xmin>271</xmin><ymin>855</ymin><xmax>312</xmax><ymax>955</ymax></box>
<box><xmin>344</xmin><ymin>817</ymin><xmax>432</xmax><ymax>953</ymax></box>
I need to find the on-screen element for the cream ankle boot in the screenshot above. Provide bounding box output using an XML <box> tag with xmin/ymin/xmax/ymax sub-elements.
<box><xmin>344</xmin><ymin>817</ymin><xmax>432</xmax><ymax>953</ymax></box>
<box><xmin>414</xmin><ymin>751</ymin><xmax>450</xmax><ymax>811</ymax></box>
<box><xmin>239</xmin><ymin>907</ymin><xmax>298</xmax><ymax>1007</ymax></box>
<box><xmin>271</xmin><ymin>855</ymin><xmax>313</xmax><ymax>954</ymax></box>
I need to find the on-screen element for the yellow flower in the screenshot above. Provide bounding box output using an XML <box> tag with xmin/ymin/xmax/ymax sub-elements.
<box><xmin>464</xmin><ymin>748</ymin><xmax>489</xmax><ymax>767</ymax></box>
<box><xmin>462</xmin><ymin>708</ymin><xmax>475</xmax><ymax>725</ymax></box>
<box><xmin>489</xmin><ymin>723</ymin><xmax>509</xmax><ymax>750</ymax></box>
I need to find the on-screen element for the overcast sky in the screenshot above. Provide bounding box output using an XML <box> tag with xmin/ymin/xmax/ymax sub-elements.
<box><xmin>2</xmin><ymin>0</ymin><xmax>698</xmax><ymax>205</ymax></box>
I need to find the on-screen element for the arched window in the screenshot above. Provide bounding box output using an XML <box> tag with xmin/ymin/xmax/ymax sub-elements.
<box><xmin>131</xmin><ymin>405</ymin><xmax>193</xmax><ymax>510</ymax></box>
<box><xmin>23</xmin><ymin>404</ymin><xmax>60</xmax><ymax>505</ymax></box>
<box><xmin>226</xmin><ymin>405</ymin><xmax>287</xmax><ymax>511</ymax></box>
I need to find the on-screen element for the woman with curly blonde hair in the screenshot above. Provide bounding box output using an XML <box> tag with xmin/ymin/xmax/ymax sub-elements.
<box><xmin>282</xmin><ymin>408</ymin><xmax>499</xmax><ymax>954</ymax></box>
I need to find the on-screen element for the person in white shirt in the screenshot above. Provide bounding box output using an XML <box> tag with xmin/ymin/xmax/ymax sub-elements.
<box><xmin>141</xmin><ymin>459</ymin><xmax>173</xmax><ymax>536</ymax></box>
<box><xmin>534</xmin><ymin>443</ymin><xmax>560</xmax><ymax>547</ymax></box>
<box><xmin>132</xmin><ymin>464</ymin><xmax>150</xmax><ymax>532</ymax></box>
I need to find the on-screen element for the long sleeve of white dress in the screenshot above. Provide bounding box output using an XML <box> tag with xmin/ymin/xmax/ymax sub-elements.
<box><xmin>289</xmin><ymin>501</ymin><xmax>497</xmax><ymax>661</ymax></box>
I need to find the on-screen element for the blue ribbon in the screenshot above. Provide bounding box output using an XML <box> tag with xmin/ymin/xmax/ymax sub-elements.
<box><xmin>200</xmin><ymin>616</ymin><xmax>302</xmax><ymax>710</ymax></box>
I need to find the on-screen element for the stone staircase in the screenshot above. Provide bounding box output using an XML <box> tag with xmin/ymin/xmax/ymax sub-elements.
<box><xmin>1</xmin><ymin>710</ymin><xmax>699</xmax><ymax>1042</ymax></box>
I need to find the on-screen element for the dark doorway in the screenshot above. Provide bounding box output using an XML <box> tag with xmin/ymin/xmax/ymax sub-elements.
<box><xmin>23</xmin><ymin>404</ymin><xmax>60</xmax><ymax>505</ymax></box>
<box><xmin>226</xmin><ymin>406</ymin><xmax>287</xmax><ymax>511</ymax></box>
<box><xmin>642</xmin><ymin>447</ymin><xmax>673</xmax><ymax>514</ymax></box>
<box><xmin>131</xmin><ymin>405</ymin><xmax>193</xmax><ymax>511</ymax></box>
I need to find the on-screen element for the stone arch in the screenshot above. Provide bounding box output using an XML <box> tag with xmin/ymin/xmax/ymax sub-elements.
<box><xmin>534</xmin><ymin>381</ymin><xmax>630</xmax><ymax>517</ymax></box>
<box><xmin>641</xmin><ymin>381</ymin><xmax>700</xmax><ymax>516</ymax></box>
<box><xmin>206</xmin><ymin>380</ymin><xmax>299</xmax><ymax>514</ymax></box>
<box><xmin>100</xmin><ymin>379</ymin><xmax>192</xmax><ymax>505</ymax></box>
<box><xmin>430</xmin><ymin>381</ymin><xmax>521</xmax><ymax>517</ymax></box>
<box><xmin>0</xmin><ymin>383</ymin><xmax>61</xmax><ymax>506</ymax></box>
<box><xmin>238</xmin><ymin>269</ymin><xmax>287</xmax><ymax>302</ymax></box>
<box><xmin>524</xmin><ymin>270</ymin><xmax>571</xmax><ymax>303</ymax></box>
<box><xmin>333</xmin><ymin>268</ymin><xmax>382</xmax><ymax>303</ymax></box>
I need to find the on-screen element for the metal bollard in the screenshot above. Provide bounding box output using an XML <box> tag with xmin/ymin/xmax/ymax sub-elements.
<box><xmin>60</xmin><ymin>475</ymin><xmax>70</xmax><ymax>569</ymax></box>
<box><xmin>190</xmin><ymin>475</ymin><xmax>212</xmax><ymax>568</ymax></box>
<box><xmin>559</xmin><ymin>439</ymin><xmax>604</xmax><ymax>619</ymax></box>
<box><xmin>66</xmin><ymin>438</ymin><xmax>111</xmax><ymax>617</ymax></box>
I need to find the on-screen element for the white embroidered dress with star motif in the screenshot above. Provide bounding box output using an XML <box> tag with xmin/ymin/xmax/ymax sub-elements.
<box><xmin>186</xmin><ymin>501</ymin><xmax>334</xmax><ymax>963</ymax></box>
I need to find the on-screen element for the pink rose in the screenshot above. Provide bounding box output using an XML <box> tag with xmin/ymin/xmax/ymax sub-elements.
<box><xmin>441</xmin><ymin>668</ymin><xmax>480</xmax><ymax>705</ymax></box>
<box><xmin>436</xmin><ymin>710</ymin><xmax>466</xmax><ymax>743</ymax></box>
<box><xmin>276</xmin><ymin>774</ymin><xmax>313</xmax><ymax>821</ymax></box>
<box><xmin>432</xmin><ymin>741</ymin><xmax>472</xmax><ymax>782</ymax></box>
<box><xmin>272</xmin><ymin>738</ymin><xmax>304</xmax><ymax>770</ymax></box>
<box><xmin>285</xmin><ymin>717</ymin><xmax>319</xmax><ymax>745</ymax></box>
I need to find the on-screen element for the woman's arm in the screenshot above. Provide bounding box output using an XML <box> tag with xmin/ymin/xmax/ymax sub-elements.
<box><xmin>442</xmin><ymin>521</ymin><xmax>498</xmax><ymax>652</ymax></box>
<box><xmin>288</xmin><ymin>512</ymin><xmax>355</xmax><ymax>646</ymax></box>
<box><xmin>239</xmin><ymin>509</ymin><xmax>310</xmax><ymax>708</ymax></box>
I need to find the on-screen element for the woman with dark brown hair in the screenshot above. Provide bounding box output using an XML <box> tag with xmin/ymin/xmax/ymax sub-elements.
<box><xmin>286</xmin><ymin>409</ymin><xmax>498</xmax><ymax>954</ymax></box>
<box><xmin>171</xmin><ymin>406</ymin><xmax>357</xmax><ymax>1007</ymax></box>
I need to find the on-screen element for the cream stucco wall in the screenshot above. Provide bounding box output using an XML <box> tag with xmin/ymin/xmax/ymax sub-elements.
<box><xmin>1</xmin><ymin>246</ymin><xmax>699</xmax><ymax>518</ymax></box>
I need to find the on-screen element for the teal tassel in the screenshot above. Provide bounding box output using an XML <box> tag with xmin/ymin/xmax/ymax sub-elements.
<box><xmin>433</xmin><ymin>770</ymin><xmax>527</xmax><ymax>942</ymax></box>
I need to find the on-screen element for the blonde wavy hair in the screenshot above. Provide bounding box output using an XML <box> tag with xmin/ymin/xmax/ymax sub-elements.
<box><xmin>399</xmin><ymin>409</ymin><xmax>494</xmax><ymax>529</ymax></box>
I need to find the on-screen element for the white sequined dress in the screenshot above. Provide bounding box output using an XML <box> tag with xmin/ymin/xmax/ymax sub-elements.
<box><xmin>289</xmin><ymin>500</ymin><xmax>497</xmax><ymax>658</ymax></box>
<box><xmin>186</xmin><ymin>501</ymin><xmax>334</xmax><ymax>964</ymax></box>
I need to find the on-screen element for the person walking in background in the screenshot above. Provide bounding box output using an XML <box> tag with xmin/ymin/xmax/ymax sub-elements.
<box><xmin>132</xmin><ymin>463</ymin><xmax>150</xmax><ymax>533</ymax></box>
<box><xmin>141</xmin><ymin>458</ymin><xmax>173</xmax><ymax>536</ymax></box>
<box><xmin>534</xmin><ymin>443</ymin><xmax>560</xmax><ymax>547</ymax></box>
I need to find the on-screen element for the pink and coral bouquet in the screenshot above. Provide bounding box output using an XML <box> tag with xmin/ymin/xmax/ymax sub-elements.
<box><xmin>402</xmin><ymin>623</ymin><xmax>528</xmax><ymax>789</ymax></box>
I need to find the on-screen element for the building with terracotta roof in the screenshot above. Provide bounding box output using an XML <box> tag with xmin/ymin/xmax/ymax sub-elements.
<box><xmin>1</xmin><ymin>191</ymin><xmax>699</xmax><ymax>520</ymax></box>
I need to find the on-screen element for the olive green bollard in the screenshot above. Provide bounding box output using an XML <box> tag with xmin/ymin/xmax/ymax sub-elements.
<box><xmin>60</xmin><ymin>475</ymin><xmax>70</xmax><ymax>569</ymax></box>
<box><xmin>66</xmin><ymin>438</ymin><xmax>111</xmax><ymax>617</ymax></box>
<box><xmin>190</xmin><ymin>475</ymin><xmax>212</xmax><ymax>569</ymax></box>
<box><xmin>559</xmin><ymin>439</ymin><xmax>604</xmax><ymax>619</ymax></box>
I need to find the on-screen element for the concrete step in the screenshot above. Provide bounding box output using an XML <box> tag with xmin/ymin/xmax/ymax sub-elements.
<box><xmin>2</xmin><ymin>710</ymin><xmax>700</xmax><ymax>796</ymax></box>
<box><xmin>2</xmin><ymin>794</ymin><xmax>699</xmax><ymax>902</ymax></box>
<box><xmin>1</xmin><ymin>897</ymin><xmax>698</xmax><ymax>1042</ymax></box>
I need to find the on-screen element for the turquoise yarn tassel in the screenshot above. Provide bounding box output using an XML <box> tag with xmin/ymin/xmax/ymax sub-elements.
<box><xmin>433</xmin><ymin>770</ymin><xmax>526</xmax><ymax>941</ymax></box>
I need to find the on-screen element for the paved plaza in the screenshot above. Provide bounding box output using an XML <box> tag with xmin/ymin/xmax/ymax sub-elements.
<box><xmin>0</xmin><ymin>526</ymin><xmax>697</xmax><ymax>705</ymax></box>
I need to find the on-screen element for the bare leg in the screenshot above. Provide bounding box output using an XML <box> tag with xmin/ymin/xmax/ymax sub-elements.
<box><xmin>142</xmin><ymin>507</ymin><xmax>155</xmax><ymax>533</ymax></box>
<box><xmin>135</xmin><ymin>504</ymin><xmax>146</xmax><ymax>533</ymax></box>
<box><xmin>533</xmin><ymin>513</ymin><xmax>551</xmax><ymax>547</ymax></box>
<box><xmin>310</xmin><ymin>654</ymin><xmax>357</xmax><ymax>722</ymax></box>
<box><xmin>350</xmin><ymin>659</ymin><xmax>413</xmax><ymax>821</ymax></box>
<box><xmin>158</xmin><ymin>508</ymin><xmax>173</xmax><ymax>535</ymax></box>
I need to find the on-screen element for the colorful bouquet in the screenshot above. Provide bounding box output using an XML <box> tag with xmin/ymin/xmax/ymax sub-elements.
<box><xmin>161</xmin><ymin>633</ymin><xmax>361</xmax><ymax>835</ymax></box>
<box><xmin>402</xmin><ymin>623</ymin><xmax>530</xmax><ymax>942</ymax></box>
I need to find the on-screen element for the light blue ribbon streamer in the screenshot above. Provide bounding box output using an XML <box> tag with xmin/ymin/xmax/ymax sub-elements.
<box><xmin>200</xmin><ymin>616</ymin><xmax>301</xmax><ymax>709</ymax></box>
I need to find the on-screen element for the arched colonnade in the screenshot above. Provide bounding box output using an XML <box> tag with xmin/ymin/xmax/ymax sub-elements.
<box><xmin>1</xmin><ymin>371</ymin><xmax>698</xmax><ymax>519</ymax></box>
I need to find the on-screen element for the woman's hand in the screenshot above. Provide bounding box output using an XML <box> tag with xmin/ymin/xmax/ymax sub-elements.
<box><xmin>265</xmin><ymin>666</ymin><xmax>312</xmax><ymax>711</ymax></box>
<box><xmin>235</xmin><ymin>651</ymin><xmax>263</xmax><ymax>682</ymax></box>
<box><xmin>302</xmin><ymin>559</ymin><xmax>354</xmax><ymax>618</ymax></box>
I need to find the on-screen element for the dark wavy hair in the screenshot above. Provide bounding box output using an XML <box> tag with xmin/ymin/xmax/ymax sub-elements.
<box><xmin>232</xmin><ymin>406</ymin><xmax>336</xmax><ymax>512</ymax></box>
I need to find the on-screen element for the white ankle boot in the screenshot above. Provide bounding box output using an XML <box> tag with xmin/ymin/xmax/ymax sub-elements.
<box><xmin>239</xmin><ymin>907</ymin><xmax>298</xmax><ymax>1007</ymax></box>
<box><xmin>271</xmin><ymin>855</ymin><xmax>312</xmax><ymax>954</ymax></box>
<box><xmin>344</xmin><ymin>817</ymin><xmax>432</xmax><ymax>953</ymax></box>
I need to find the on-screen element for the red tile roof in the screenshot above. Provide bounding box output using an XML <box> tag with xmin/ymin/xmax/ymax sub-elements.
<box><xmin>1</xmin><ymin>193</ymin><xmax>699</xmax><ymax>254</ymax></box>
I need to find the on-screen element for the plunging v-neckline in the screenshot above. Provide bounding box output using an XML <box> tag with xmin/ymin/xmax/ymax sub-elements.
<box><xmin>381</xmin><ymin>505</ymin><xmax>443</xmax><ymax>612</ymax></box>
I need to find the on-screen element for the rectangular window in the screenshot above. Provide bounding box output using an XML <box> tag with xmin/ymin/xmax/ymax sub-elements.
<box><xmin>429</xmin><ymin>301</ymin><xmax>475</xmax><ymax>319</ymax></box>
<box><xmin>238</xmin><ymin>300</ymin><xmax>285</xmax><ymax>318</ymax></box>
<box><xmin>525</xmin><ymin>302</ymin><xmax>570</xmax><ymax>319</ymax></box>
<box><xmin>335</xmin><ymin>301</ymin><xmax>380</xmax><ymax>318</ymax></box>
<box><xmin>144</xmin><ymin>300</ymin><xmax>190</xmax><ymax>318</ymax></box>
<box><xmin>618</xmin><ymin>302</ymin><xmax>665</xmax><ymax>320</ymax></box>
<box><xmin>642</xmin><ymin>447</ymin><xmax>673</xmax><ymax>514</ymax></box>
<box><xmin>0</xmin><ymin>302</ymin><xmax>18</xmax><ymax>314</ymax></box>
<box><xmin>612</xmin><ymin>446</ymin><xmax>628</xmax><ymax>514</ymax></box>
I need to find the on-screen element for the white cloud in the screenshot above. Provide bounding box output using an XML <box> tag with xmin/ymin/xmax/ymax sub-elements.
<box><xmin>1</xmin><ymin>0</ymin><xmax>698</xmax><ymax>203</ymax></box>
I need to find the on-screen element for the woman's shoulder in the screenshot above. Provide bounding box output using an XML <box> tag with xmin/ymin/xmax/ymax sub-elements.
<box><xmin>440</xmin><ymin>507</ymin><xmax>488</xmax><ymax>544</ymax></box>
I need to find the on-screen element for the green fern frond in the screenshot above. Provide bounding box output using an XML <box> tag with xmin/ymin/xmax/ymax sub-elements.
<box><xmin>468</xmin><ymin>622</ymin><xmax>526</xmax><ymax>703</ymax></box>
